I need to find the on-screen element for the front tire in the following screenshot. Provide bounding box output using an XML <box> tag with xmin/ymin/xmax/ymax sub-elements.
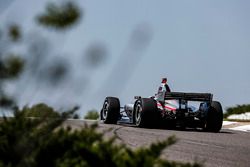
<box><xmin>133</xmin><ymin>98</ymin><xmax>158</xmax><ymax>128</ymax></box>
<box><xmin>205</xmin><ymin>101</ymin><xmax>223</xmax><ymax>132</ymax></box>
<box><xmin>101</xmin><ymin>97</ymin><xmax>120</xmax><ymax>124</ymax></box>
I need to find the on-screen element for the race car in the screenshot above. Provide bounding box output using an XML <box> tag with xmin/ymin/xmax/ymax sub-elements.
<box><xmin>100</xmin><ymin>92</ymin><xmax>223</xmax><ymax>132</ymax></box>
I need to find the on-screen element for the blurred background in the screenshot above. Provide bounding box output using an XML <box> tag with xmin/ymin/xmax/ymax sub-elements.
<box><xmin>0</xmin><ymin>0</ymin><xmax>249</xmax><ymax>116</ymax></box>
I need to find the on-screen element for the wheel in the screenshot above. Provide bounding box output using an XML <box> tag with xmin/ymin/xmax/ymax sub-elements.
<box><xmin>101</xmin><ymin>97</ymin><xmax>120</xmax><ymax>124</ymax></box>
<box><xmin>205</xmin><ymin>101</ymin><xmax>223</xmax><ymax>132</ymax></box>
<box><xmin>133</xmin><ymin>98</ymin><xmax>158</xmax><ymax>128</ymax></box>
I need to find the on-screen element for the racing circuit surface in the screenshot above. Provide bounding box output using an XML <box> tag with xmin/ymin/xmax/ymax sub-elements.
<box><xmin>64</xmin><ymin>120</ymin><xmax>250</xmax><ymax>167</ymax></box>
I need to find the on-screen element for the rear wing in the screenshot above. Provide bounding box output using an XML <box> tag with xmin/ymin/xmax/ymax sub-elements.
<box><xmin>164</xmin><ymin>92</ymin><xmax>213</xmax><ymax>102</ymax></box>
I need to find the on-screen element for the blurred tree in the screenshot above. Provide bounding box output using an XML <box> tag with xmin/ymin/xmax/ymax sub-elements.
<box><xmin>0</xmin><ymin>55</ymin><xmax>24</xmax><ymax>79</ymax></box>
<box><xmin>22</xmin><ymin>103</ymin><xmax>60</xmax><ymax>118</ymax></box>
<box><xmin>43</xmin><ymin>57</ymin><xmax>70</xmax><ymax>85</ymax></box>
<box><xmin>37</xmin><ymin>1</ymin><xmax>81</xmax><ymax>30</ymax></box>
<box><xmin>8</xmin><ymin>24</ymin><xmax>21</xmax><ymax>42</ymax></box>
<box><xmin>84</xmin><ymin>109</ymin><xmax>99</xmax><ymax>120</ymax></box>
<box><xmin>0</xmin><ymin>2</ymin><xmax>203</xmax><ymax>166</ymax></box>
<box><xmin>0</xmin><ymin>96</ymin><xmax>15</xmax><ymax>109</ymax></box>
<box><xmin>85</xmin><ymin>42</ymin><xmax>108</xmax><ymax>68</ymax></box>
<box><xmin>0</xmin><ymin>109</ymin><xmax>201</xmax><ymax>167</ymax></box>
<box><xmin>0</xmin><ymin>1</ymin><xmax>81</xmax><ymax>109</ymax></box>
<box><xmin>0</xmin><ymin>38</ymin><xmax>24</xmax><ymax>109</ymax></box>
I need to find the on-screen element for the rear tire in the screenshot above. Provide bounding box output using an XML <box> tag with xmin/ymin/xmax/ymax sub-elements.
<box><xmin>101</xmin><ymin>97</ymin><xmax>120</xmax><ymax>124</ymax></box>
<box><xmin>205</xmin><ymin>101</ymin><xmax>223</xmax><ymax>132</ymax></box>
<box><xmin>133</xmin><ymin>98</ymin><xmax>158</xmax><ymax>128</ymax></box>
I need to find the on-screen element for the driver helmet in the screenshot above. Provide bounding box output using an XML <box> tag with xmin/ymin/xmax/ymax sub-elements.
<box><xmin>161</xmin><ymin>77</ymin><xmax>167</xmax><ymax>84</ymax></box>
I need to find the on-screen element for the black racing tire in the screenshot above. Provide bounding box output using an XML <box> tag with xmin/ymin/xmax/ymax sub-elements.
<box><xmin>101</xmin><ymin>97</ymin><xmax>120</xmax><ymax>124</ymax></box>
<box><xmin>205</xmin><ymin>101</ymin><xmax>223</xmax><ymax>132</ymax></box>
<box><xmin>133</xmin><ymin>98</ymin><xmax>158</xmax><ymax>128</ymax></box>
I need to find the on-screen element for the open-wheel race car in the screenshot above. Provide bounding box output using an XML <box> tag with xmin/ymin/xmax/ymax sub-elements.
<box><xmin>100</xmin><ymin>91</ymin><xmax>223</xmax><ymax>132</ymax></box>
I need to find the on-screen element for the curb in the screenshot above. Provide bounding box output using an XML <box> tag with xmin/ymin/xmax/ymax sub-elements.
<box><xmin>223</xmin><ymin>121</ymin><xmax>250</xmax><ymax>132</ymax></box>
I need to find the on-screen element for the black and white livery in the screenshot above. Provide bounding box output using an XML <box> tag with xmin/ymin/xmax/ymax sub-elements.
<box><xmin>100</xmin><ymin>85</ymin><xmax>223</xmax><ymax>132</ymax></box>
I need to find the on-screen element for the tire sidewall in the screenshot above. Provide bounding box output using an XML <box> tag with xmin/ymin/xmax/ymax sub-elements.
<box><xmin>205</xmin><ymin>101</ymin><xmax>223</xmax><ymax>132</ymax></box>
<box><xmin>133</xmin><ymin>98</ymin><xmax>158</xmax><ymax>128</ymax></box>
<box><xmin>101</xmin><ymin>97</ymin><xmax>120</xmax><ymax>124</ymax></box>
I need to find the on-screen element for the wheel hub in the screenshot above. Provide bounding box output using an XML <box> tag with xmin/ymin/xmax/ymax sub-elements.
<box><xmin>102</xmin><ymin>101</ymin><xmax>109</xmax><ymax>120</ymax></box>
<box><xmin>135</xmin><ymin>103</ymin><xmax>142</xmax><ymax>124</ymax></box>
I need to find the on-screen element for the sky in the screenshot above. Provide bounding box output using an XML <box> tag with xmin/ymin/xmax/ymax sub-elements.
<box><xmin>0</xmin><ymin>0</ymin><xmax>250</xmax><ymax>115</ymax></box>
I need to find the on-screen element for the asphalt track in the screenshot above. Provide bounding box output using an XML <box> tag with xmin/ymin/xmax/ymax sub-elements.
<box><xmin>64</xmin><ymin>120</ymin><xmax>250</xmax><ymax>167</ymax></box>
